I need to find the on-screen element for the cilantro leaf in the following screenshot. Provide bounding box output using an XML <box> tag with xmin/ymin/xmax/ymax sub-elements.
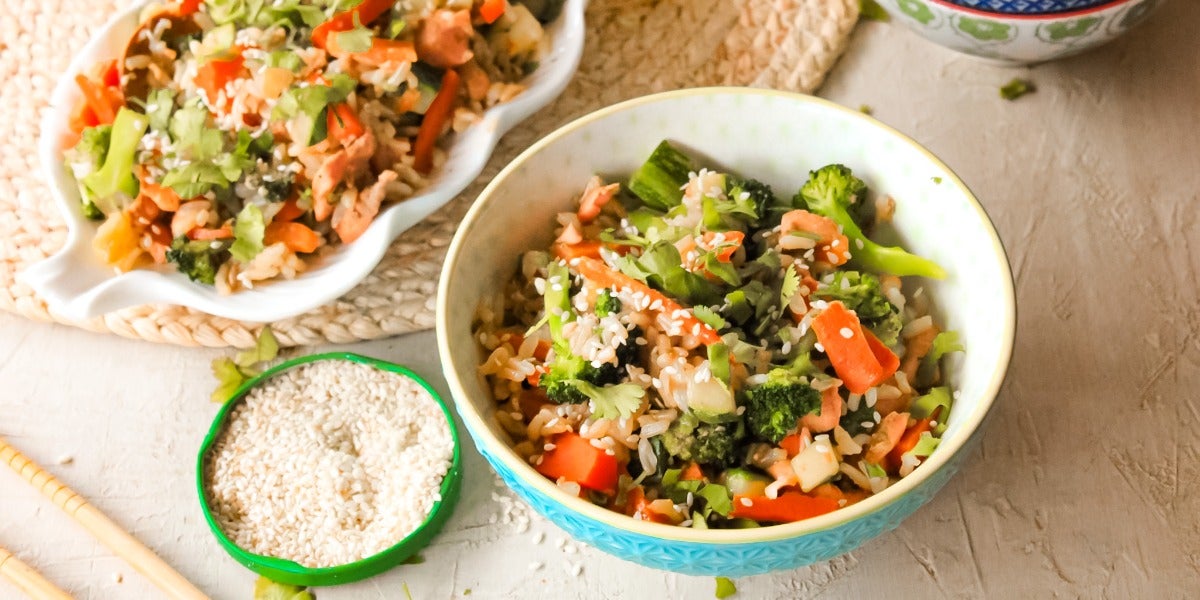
<box><xmin>169</xmin><ymin>104</ymin><xmax>223</xmax><ymax>160</ymax></box>
<box><xmin>161</xmin><ymin>162</ymin><xmax>230</xmax><ymax>198</ymax></box>
<box><xmin>779</xmin><ymin>264</ymin><xmax>800</xmax><ymax>307</ymax></box>
<box><xmin>144</xmin><ymin>89</ymin><xmax>175</xmax><ymax>132</ymax></box>
<box><xmin>906</xmin><ymin>431</ymin><xmax>940</xmax><ymax>458</ymax></box>
<box><xmin>615</xmin><ymin>242</ymin><xmax>722</xmax><ymax>306</ymax></box>
<box><xmin>692</xmin><ymin>305</ymin><xmax>727</xmax><ymax>330</ymax></box>
<box><xmin>330</xmin><ymin>14</ymin><xmax>374</xmax><ymax>53</ymax></box>
<box><xmin>567</xmin><ymin>380</ymin><xmax>645</xmax><ymax>421</ymax></box>
<box><xmin>230</xmin><ymin>203</ymin><xmax>266</xmax><ymax>262</ymax></box>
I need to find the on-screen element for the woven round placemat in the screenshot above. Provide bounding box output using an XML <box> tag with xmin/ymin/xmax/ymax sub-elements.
<box><xmin>0</xmin><ymin>0</ymin><xmax>859</xmax><ymax>348</ymax></box>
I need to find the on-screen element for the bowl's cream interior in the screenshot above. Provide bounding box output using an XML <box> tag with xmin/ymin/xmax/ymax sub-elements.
<box><xmin>438</xmin><ymin>88</ymin><xmax>1015</xmax><ymax>542</ymax></box>
<box><xmin>24</xmin><ymin>0</ymin><xmax>587</xmax><ymax>322</ymax></box>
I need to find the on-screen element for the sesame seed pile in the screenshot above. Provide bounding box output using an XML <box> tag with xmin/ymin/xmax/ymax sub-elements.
<box><xmin>204</xmin><ymin>360</ymin><xmax>454</xmax><ymax>568</ymax></box>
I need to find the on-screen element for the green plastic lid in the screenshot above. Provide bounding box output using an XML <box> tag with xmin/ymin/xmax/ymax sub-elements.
<box><xmin>196</xmin><ymin>352</ymin><xmax>463</xmax><ymax>587</ymax></box>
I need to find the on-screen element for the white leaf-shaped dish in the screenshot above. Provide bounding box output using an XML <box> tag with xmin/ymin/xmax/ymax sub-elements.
<box><xmin>22</xmin><ymin>0</ymin><xmax>586</xmax><ymax>322</ymax></box>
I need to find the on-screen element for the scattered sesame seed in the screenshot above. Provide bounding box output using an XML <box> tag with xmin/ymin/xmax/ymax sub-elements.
<box><xmin>112</xmin><ymin>573</ymin><xmax>123</xmax><ymax>584</ymax></box>
<box><xmin>839</xmin><ymin>327</ymin><xmax>854</xmax><ymax>339</ymax></box>
<box><xmin>740</xmin><ymin>497</ymin><xmax>753</xmax><ymax>507</ymax></box>
<box><xmin>532</xmin><ymin>532</ymin><xmax>545</xmax><ymax>544</ymax></box>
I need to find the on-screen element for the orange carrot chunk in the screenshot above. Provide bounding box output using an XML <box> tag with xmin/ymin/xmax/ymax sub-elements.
<box><xmin>812</xmin><ymin>301</ymin><xmax>888</xmax><ymax>395</ymax></box>
<box><xmin>729</xmin><ymin>492</ymin><xmax>840</xmax><ymax>523</ymax></box>
<box><xmin>311</xmin><ymin>0</ymin><xmax>395</xmax><ymax>49</ymax></box>
<box><xmin>264</xmin><ymin>221</ymin><xmax>322</xmax><ymax>254</ymax></box>
<box><xmin>535</xmin><ymin>432</ymin><xmax>619</xmax><ymax>494</ymax></box>
<box><xmin>479</xmin><ymin>0</ymin><xmax>507</xmax><ymax>23</ymax></box>
<box><xmin>570</xmin><ymin>256</ymin><xmax>723</xmax><ymax>346</ymax></box>
<box><xmin>412</xmin><ymin>69</ymin><xmax>460</xmax><ymax>174</ymax></box>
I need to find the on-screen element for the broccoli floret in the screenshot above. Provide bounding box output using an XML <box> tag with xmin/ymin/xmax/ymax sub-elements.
<box><xmin>797</xmin><ymin>165</ymin><xmax>945</xmax><ymax>279</ymax></box>
<box><xmin>744</xmin><ymin>369</ymin><xmax>821</xmax><ymax>443</ymax></box>
<box><xmin>539</xmin><ymin>352</ymin><xmax>622</xmax><ymax>404</ymax></box>
<box><xmin>812</xmin><ymin>271</ymin><xmax>903</xmax><ymax>346</ymax></box>
<box><xmin>660</xmin><ymin>413</ymin><xmax>743</xmax><ymax>468</ymax></box>
<box><xmin>165</xmin><ymin>236</ymin><xmax>225</xmax><ymax>285</ymax></box>
<box><xmin>595</xmin><ymin>289</ymin><xmax>621</xmax><ymax>317</ymax></box>
<box><xmin>728</xmin><ymin>177</ymin><xmax>782</xmax><ymax>228</ymax></box>
<box><xmin>261</xmin><ymin>172</ymin><xmax>295</xmax><ymax>202</ymax></box>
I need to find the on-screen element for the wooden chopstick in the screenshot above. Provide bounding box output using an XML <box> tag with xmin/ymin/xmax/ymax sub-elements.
<box><xmin>0</xmin><ymin>437</ymin><xmax>207</xmax><ymax>600</ymax></box>
<box><xmin>0</xmin><ymin>545</ymin><xmax>72</xmax><ymax>600</ymax></box>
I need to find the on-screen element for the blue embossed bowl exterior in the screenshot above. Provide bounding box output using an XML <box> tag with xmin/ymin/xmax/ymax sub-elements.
<box><xmin>883</xmin><ymin>0</ymin><xmax>1164</xmax><ymax>65</ymax></box>
<box><xmin>437</xmin><ymin>89</ymin><xmax>1016</xmax><ymax>576</ymax></box>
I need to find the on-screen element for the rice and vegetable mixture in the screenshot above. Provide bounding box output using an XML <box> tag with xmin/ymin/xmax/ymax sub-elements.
<box><xmin>475</xmin><ymin>142</ymin><xmax>964</xmax><ymax>528</ymax></box>
<box><xmin>65</xmin><ymin>0</ymin><xmax>556</xmax><ymax>292</ymax></box>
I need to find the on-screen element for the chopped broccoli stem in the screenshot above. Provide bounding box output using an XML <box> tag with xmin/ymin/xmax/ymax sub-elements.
<box><xmin>82</xmin><ymin>108</ymin><xmax>149</xmax><ymax>214</ymax></box>
<box><xmin>660</xmin><ymin>413</ymin><xmax>743</xmax><ymax>467</ymax></box>
<box><xmin>627</xmin><ymin>141</ymin><xmax>697</xmax><ymax>211</ymax></box>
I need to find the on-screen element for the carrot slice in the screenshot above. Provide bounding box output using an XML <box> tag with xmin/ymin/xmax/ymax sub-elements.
<box><xmin>273</xmin><ymin>199</ymin><xmax>305</xmax><ymax>222</ymax></box>
<box><xmin>479</xmin><ymin>0</ymin><xmax>507</xmax><ymax>23</ymax></box>
<box><xmin>194</xmin><ymin>55</ymin><xmax>246</xmax><ymax>109</ymax></box>
<box><xmin>729</xmin><ymin>492</ymin><xmax>840</xmax><ymax>523</ymax></box>
<box><xmin>264</xmin><ymin>221</ymin><xmax>322</xmax><ymax>254</ymax></box>
<box><xmin>535</xmin><ymin>433</ymin><xmax>619</xmax><ymax>494</ymax></box>
<box><xmin>779</xmin><ymin>433</ymin><xmax>802</xmax><ymax>458</ymax></box>
<box><xmin>781</xmin><ymin>209</ymin><xmax>850</xmax><ymax>266</ymax></box>
<box><xmin>551</xmin><ymin>240</ymin><xmax>603</xmax><ymax>260</ymax></box>
<box><xmin>412</xmin><ymin>69</ymin><xmax>460</xmax><ymax>174</ymax></box>
<box><xmin>75</xmin><ymin>74</ymin><xmax>117</xmax><ymax>125</ymax></box>
<box><xmin>69</xmin><ymin>100</ymin><xmax>100</xmax><ymax>134</ymax></box>
<box><xmin>863</xmin><ymin>328</ymin><xmax>900</xmax><ymax>382</ymax></box>
<box><xmin>812</xmin><ymin>301</ymin><xmax>889</xmax><ymax>394</ymax></box>
<box><xmin>702</xmin><ymin>230</ymin><xmax>745</xmax><ymax>263</ymax></box>
<box><xmin>311</xmin><ymin>0</ymin><xmax>395</xmax><ymax>49</ymax></box>
<box><xmin>680</xmin><ymin>462</ymin><xmax>705</xmax><ymax>482</ymax></box>
<box><xmin>885</xmin><ymin>407</ymin><xmax>941</xmax><ymax>473</ymax></box>
<box><xmin>187</xmin><ymin>226</ymin><xmax>234</xmax><ymax>241</ymax></box>
<box><xmin>570</xmin><ymin>256</ymin><xmax>723</xmax><ymax>346</ymax></box>
<box><xmin>326</xmin><ymin>102</ymin><xmax>365</xmax><ymax>143</ymax></box>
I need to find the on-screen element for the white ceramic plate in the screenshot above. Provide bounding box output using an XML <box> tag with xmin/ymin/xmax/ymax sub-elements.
<box><xmin>22</xmin><ymin>0</ymin><xmax>587</xmax><ymax>322</ymax></box>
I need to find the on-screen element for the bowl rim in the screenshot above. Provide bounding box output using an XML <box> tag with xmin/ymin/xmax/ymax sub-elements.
<box><xmin>195</xmin><ymin>352</ymin><xmax>463</xmax><ymax>586</ymax></box>
<box><xmin>925</xmin><ymin>0</ymin><xmax>1139</xmax><ymax>20</ymax></box>
<box><xmin>437</xmin><ymin>87</ymin><xmax>1017</xmax><ymax>543</ymax></box>
<box><xmin>22</xmin><ymin>0</ymin><xmax>587</xmax><ymax>322</ymax></box>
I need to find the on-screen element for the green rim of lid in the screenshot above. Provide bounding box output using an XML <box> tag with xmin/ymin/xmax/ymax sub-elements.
<box><xmin>195</xmin><ymin>352</ymin><xmax>463</xmax><ymax>587</ymax></box>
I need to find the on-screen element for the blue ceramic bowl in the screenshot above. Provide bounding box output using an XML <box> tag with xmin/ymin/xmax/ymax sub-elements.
<box><xmin>945</xmin><ymin>0</ymin><xmax>1111</xmax><ymax>14</ymax></box>
<box><xmin>437</xmin><ymin>89</ymin><xmax>1016</xmax><ymax>576</ymax></box>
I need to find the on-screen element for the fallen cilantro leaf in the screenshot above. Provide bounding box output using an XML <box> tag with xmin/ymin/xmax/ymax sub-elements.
<box><xmin>859</xmin><ymin>0</ymin><xmax>890</xmax><ymax>21</ymax></box>
<box><xmin>235</xmin><ymin>326</ymin><xmax>279</xmax><ymax>368</ymax></box>
<box><xmin>715</xmin><ymin>576</ymin><xmax>737</xmax><ymax>598</ymax></box>
<box><xmin>858</xmin><ymin>104</ymin><xmax>874</xmax><ymax>115</ymax></box>
<box><xmin>931</xmin><ymin>176</ymin><xmax>943</xmax><ymax>184</ymax></box>
<box><xmin>253</xmin><ymin>576</ymin><xmax>314</xmax><ymax>600</ymax></box>
<box><xmin>1000</xmin><ymin>78</ymin><xmax>1035</xmax><ymax>101</ymax></box>
<box><xmin>403</xmin><ymin>553</ymin><xmax>426</xmax><ymax>565</ymax></box>
<box><xmin>403</xmin><ymin>582</ymin><xmax>414</xmax><ymax>600</ymax></box>
<box><xmin>212</xmin><ymin>326</ymin><xmax>279</xmax><ymax>403</ymax></box>
<box><xmin>463</xmin><ymin>590</ymin><xmax>472</xmax><ymax>596</ymax></box>
<box><xmin>211</xmin><ymin>357</ymin><xmax>247</xmax><ymax>403</ymax></box>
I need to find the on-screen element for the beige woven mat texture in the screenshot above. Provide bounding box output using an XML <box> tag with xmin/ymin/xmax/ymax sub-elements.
<box><xmin>0</xmin><ymin>0</ymin><xmax>859</xmax><ymax>348</ymax></box>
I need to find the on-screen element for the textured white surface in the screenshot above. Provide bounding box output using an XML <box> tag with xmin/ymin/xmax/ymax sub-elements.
<box><xmin>3</xmin><ymin>4</ymin><xmax>1200</xmax><ymax>598</ymax></box>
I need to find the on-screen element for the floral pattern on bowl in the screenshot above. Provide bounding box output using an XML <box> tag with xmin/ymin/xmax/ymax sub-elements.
<box><xmin>945</xmin><ymin>0</ymin><xmax>1111</xmax><ymax>13</ymax></box>
<box><xmin>886</xmin><ymin>0</ymin><xmax>1162</xmax><ymax>65</ymax></box>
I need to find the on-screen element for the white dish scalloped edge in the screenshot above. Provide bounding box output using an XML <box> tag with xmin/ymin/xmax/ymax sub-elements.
<box><xmin>21</xmin><ymin>0</ymin><xmax>587</xmax><ymax>323</ymax></box>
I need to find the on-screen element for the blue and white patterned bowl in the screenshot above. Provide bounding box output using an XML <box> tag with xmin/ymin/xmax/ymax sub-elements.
<box><xmin>883</xmin><ymin>0</ymin><xmax>1163</xmax><ymax>64</ymax></box>
<box><xmin>946</xmin><ymin>0</ymin><xmax>1111</xmax><ymax>14</ymax></box>
<box><xmin>436</xmin><ymin>89</ymin><xmax>1016</xmax><ymax>576</ymax></box>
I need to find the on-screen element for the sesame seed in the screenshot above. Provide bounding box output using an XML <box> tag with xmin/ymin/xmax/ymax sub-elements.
<box><xmin>740</xmin><ymin>497</ymin><xmax>753</xmax><ymax>507</ymax></box>
<box><xmin>839</xmin><ymin>327</ymin><xmax>854</xmax><ymax>339</ymax></box>
<box><xmin>814</xmin><ymin>342</ymin><xmax>825</xmax><ymax>353</ymax></box>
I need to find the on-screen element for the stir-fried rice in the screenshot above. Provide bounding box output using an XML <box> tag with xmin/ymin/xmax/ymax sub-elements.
<box><xmin>475</xmin><ymin>141</ymin><xmax>964</xmax><ymax>527</ymax></box>
<box><xmin>64</xmin><ymin>0</ymin><xmax>557</xmax><ymax>291</ymax></box>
